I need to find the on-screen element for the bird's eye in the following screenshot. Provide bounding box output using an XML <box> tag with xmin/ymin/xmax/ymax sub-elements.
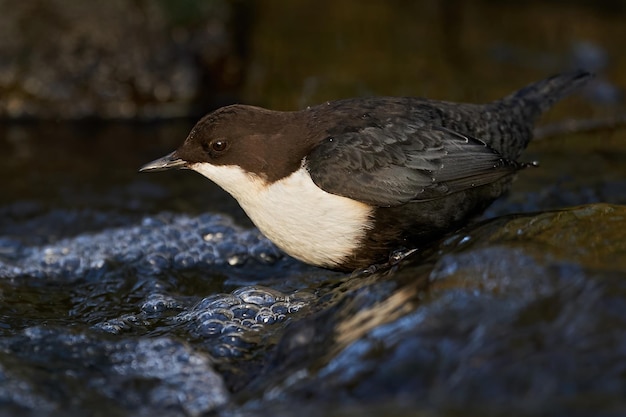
<box><xmin>211</xmin><ymin>140</ymin><xmax>228</xmax><ymax>152</ymax></box>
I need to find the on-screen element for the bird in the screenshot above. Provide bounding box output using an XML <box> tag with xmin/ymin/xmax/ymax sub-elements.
<box><xmin>140</xmin><ymin>71</ymin><xmax>592</xmax><ymax>272</ymax></box>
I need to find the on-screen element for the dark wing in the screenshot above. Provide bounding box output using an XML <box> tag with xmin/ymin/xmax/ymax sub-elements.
<box><xmin>307</xmin><ymin>123</ymin><xmax>521</xmax><ymax>207</ymax></box>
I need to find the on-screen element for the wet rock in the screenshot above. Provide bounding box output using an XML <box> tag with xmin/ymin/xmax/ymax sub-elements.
<box><xmin>0</xmin><ymin>327</ymin><xmax>228</xmax><ymax>416</ymax></box>
<box><xmin>0</xmin><ymin>0</ymin><xmax>252</xmax><ymax>119</ymax></box>
<box><xmin>235</xmin><ymin>204</ymin><xmax>626</xmax><ymax>416</ymax></box>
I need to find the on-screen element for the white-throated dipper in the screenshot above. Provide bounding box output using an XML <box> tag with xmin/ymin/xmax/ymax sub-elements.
<box><xmin>140</xmin><ymin>71</ymin><xmax>591</xmax><ymax>271</ymax></box>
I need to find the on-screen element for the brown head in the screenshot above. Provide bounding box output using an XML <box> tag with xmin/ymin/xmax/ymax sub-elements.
<box><xmin>140</xmin><ymin>104</ymin><xmax>318</xmax><ymax>183</ymax></box>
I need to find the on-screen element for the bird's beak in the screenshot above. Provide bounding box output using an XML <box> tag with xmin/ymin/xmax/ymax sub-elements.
<box><xmin>139</xmin><ymin>151</ymin><xmax>188</xmax><ymax>172</ymax></box>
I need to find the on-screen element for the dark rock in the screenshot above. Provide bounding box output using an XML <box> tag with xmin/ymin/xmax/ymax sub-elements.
<box><xmin>236</xmin><ymin>204</ymin><xmax>626</xmax><ymax>417</ymax></box>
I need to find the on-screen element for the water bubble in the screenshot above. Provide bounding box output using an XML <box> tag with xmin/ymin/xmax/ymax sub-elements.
<box><xmin>240</xmin><ymin>318</ymin><xmax>257</xmax><ymax>328</ymax></box>
<box><xmin>196</xmin><ymin>319</ymin><xmax>224</xmax><ymax>337</ymax></box>
<box><xmin>288</xmin><ymin>302</ymin><xmax>306</xmax><ymax>314</ymax></box>
<box><xmin>210</xmin><ymin>343</ymin><xmax>244</xmax><ymax>358</ymax></box>
<box><xmin>196</xmin><ymin>308</ymin><xmax>234</xmax><ymax>323</ymax></box>
<box><xmin>199</xmin><ymin>250</ymin><xmax>216</xmax><ymax>266</ymax></box>
<box><xmin>255</xmin><ymin>308</ymin><xmax>276</xmax><ymax>324</ymax></box>
<box><xmin>173</xmin><ymin>252</ymin><xmax>196</xmax><ymax>269</ymax></box>
<box><xmin>227</xmin><ymin>255</ymin><xmax>246</xmax><ymax>266</ymax></box>
<box><xmin>232</xmin><ymin>286</ymin><xmax>283</xmax><ymax>306</ymax></box>
<box><xmin>202</xmin><ymin>296</ymin><xmax>240</xmax><ymax>311</ymax></box>
<box><xmin>221</xmin><ymin>322</ymin><xmax>248</xmax><ymax>335</ymax></box>
<box><xmin>270</xmin><ymin>302</ymin><xmax>289</xmax><ymax>316</ymax></box>
<box><xmin>231</xmin><ymin>304</ymin><xmax>260</xmax><ymax>320</ymax></box>
<box><xmin>140</xmin><ymin>294</ymin><xmax>180</xmax><ymax>315</ymax></box>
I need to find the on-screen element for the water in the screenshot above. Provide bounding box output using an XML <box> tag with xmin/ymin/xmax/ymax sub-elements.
<box><xmin>1</xmin><ymin>1</ymin><xmax>626</xmax><ymax>416</ymax></box>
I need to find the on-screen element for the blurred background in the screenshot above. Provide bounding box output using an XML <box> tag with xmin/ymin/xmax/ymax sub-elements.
<box><xmin>0</xmin><ymin>0</ymin><xmax>624</xmax><ymax>221</ymax></box>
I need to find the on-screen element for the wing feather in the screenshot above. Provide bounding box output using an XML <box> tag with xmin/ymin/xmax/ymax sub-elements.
<box><xmin>307</xmin><ymin>123</ymin><xmax>520</xmax><ymax>207</ymax></box>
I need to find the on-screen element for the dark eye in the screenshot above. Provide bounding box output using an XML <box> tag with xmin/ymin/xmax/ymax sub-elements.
<box><xmin>211</xmin><ymin>140</ymin><xmax>228</xmax><ymax>152</ymax></box>
<box><xmin>203</xmin><ymin>139</ymin><xmax>229</xmax><ymax>156</ymax></box>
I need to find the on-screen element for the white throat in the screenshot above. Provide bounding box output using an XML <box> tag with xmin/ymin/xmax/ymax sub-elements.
<box><xmin>190</xmin><ymin>162</ymin><xmax>373</xmax><ymax>268</ymax></box>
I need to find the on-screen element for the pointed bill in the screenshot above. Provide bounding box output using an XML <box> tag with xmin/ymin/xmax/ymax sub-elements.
<box><xmin>139</xmin><ymin>151</ymin><xmax>187</xmax><ymax>172</ymax></box>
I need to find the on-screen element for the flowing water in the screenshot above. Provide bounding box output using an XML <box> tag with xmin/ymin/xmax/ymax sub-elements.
<box><xmin>1</xmin><ymin>1</ymin><xmax>626</xmax><ymax>416</ymax></box>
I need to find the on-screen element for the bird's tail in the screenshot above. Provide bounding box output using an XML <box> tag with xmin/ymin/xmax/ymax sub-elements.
<box><xmin>501</xmin><ymin>70</ymin><xmax>593</xmax><ymax>120</ymax></box>
<box><xmin>481</xmin><ymin>71</ymin><xmax>592</xmax><ymax>160</ymax></box>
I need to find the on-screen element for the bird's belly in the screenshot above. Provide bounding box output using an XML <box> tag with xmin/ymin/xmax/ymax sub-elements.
<box><xmin>191</xmin><ymin>162</ymin><xmax>373</xmax><ymax>268</ymax></box>
<box><xmin>239</xmin><ymin>169</ymin><xmax>374</xmax><ymax>268</ymax></box>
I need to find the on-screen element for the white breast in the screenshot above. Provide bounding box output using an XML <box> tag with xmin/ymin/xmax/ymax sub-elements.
<box><xmin>190</xmin><ymin>162</ymin><xmax>373</xmax><ymax>268</ymax></box>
